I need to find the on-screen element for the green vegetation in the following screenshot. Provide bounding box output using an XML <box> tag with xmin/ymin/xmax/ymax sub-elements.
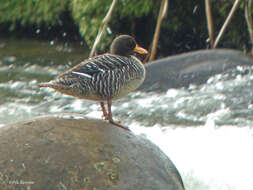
<box><xmin>0</xmin><ymin>0</ymin><xmax>252</xmax><ymax>56</ymax></box>
<box><xmin>70</xmin><ymin>0</ymin><xmax>159</xmax><ymax>51</ymax></box>
<box><xmin>0</xmin><ymin>0</ymin><xmax>68</xmax><ymax>30</ymax></box>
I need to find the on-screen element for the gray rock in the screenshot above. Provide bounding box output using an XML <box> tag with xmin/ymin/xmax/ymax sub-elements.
<box><xmin>0</xmin><ymin>116</ymin><xmax>185</xmax><ymax>190</ymax></box>
<box><xmin>140</xmin><ymin>49</ymin><xmax>252</xmax><ymax>91</ymax></box>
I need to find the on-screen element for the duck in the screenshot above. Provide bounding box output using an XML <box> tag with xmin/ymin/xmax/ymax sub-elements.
<box><xmin>38</xmin><ymin>35</ymin><xmax>148</xmax><ymax>130</ymax></box>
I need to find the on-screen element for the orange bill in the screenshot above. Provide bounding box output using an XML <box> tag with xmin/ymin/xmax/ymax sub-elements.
<box><xmin>134</xmin><ymin>44</ymin><xmax>148</xmax><ymax>55</ymax></box>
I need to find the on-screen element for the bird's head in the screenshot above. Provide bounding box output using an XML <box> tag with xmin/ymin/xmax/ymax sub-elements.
<box><xmin>110</xmin><ymin>35</ymin><xmax>148</xmax><ymax>58</ymax></box>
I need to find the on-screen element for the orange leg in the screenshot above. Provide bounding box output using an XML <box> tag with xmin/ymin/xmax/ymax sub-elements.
<box><xmin>100</xmin><ymin>102</ymin><xmax>109</xmax><ymax>120</ymax></box>
<box><xmin>107</xmin><ymin>100</ymin><xmax>130</xmax><ymax>131</ymax></box>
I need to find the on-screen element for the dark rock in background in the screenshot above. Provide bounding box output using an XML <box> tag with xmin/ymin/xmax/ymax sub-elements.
<box><xmin>140</xmin><ymin>49</ymin><xmax>252</xmax><ymax>92</ymax></box>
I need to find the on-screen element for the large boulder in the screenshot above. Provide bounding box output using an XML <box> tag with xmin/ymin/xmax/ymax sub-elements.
<box><xmin>140</xmin><ymin>49</ymin><xmax>252</xmax><ymax>91</ymax></box>
<box><xmin>0</xmin><ymin>116</ymin><xmax>185</xmax><ymax>190</ymax></box>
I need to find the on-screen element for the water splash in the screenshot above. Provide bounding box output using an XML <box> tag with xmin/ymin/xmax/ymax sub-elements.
<box><xmin>131</xmin><ymin>124</ymin><xmax>253</xmax><ymax>190</ymax></box>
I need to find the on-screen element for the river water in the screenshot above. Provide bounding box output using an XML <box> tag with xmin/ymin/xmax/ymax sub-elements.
<box><xmin>0</xmin><ymin>38</ymin><xmax>253</xmax><ymax>190</ymax></box>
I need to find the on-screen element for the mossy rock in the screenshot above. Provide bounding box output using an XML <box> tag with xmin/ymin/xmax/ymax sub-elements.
<box><xmin>0</xmin><ymin>116</ymin><xmax>185</xmax><ymax>190</ymax></box>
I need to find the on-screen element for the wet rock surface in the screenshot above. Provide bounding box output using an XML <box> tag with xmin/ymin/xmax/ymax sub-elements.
<box><xmin>0</xmin><ymin>116</ymin><xmax>185</xmax><ymax>190</ymax></box>
<box><xmin>140</xmin><ymin>49</ymin><xmax>252</xmax><ymax>91</ymax></box>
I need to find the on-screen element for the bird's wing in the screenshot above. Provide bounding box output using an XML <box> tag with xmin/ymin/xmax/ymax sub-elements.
<box><xmin>68</xmin><ymin>53</ymin><xmax>129</xmax><ymax>79</ymax></box>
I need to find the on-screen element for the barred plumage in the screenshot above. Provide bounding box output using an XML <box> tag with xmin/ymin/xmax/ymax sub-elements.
<box><xmin>38</xmin><ymin>35</ymin><xmax>148</xmax><ymax>130</ymax></box>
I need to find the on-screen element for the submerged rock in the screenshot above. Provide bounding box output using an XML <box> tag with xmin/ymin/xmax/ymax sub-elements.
<box><xmin>140</xmin><ymin>49</ymin><xmax>252</xmax><ymax>91</ymax></box>
<box><xmin>0</xmin><ymin>116</ymin><xmax>185</xmax><ymax>190</ymax></box>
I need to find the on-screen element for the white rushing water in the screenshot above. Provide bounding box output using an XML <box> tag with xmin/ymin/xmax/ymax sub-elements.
<box><xmin>131</xmin><ymin>124</ymin><xmax>253</xmax><ymax>190</ymax></box>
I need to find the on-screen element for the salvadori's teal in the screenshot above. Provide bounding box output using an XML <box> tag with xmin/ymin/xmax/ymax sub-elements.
<box><xmin>38</xmin><ymin>35</ymin><xmax>148</xmax><ymax>130</ymax></box>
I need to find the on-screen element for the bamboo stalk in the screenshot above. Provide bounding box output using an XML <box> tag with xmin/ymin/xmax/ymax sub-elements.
<box><xmin>205</xmin><ymin>0</ymin><xmax>214</xmax><ymax>48</ymax></box>
<box><xmin>214</xmin><ymin>0</ymin><xmax>242</xmax><ymax>48</ymax></box>
<box><xmin>89</xmin><ymin>0</ymin><xmax>118</xmax><ymax>58</ymax></box>
<box><xmin>149</xmin><ymin>0</ymin><xmax>168</xmax><ymax>61</ymax></box>
<box><xmin>245</xmin><ymin>0</ymin><xmax>253</xmax><ymax>56</ymax></box>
